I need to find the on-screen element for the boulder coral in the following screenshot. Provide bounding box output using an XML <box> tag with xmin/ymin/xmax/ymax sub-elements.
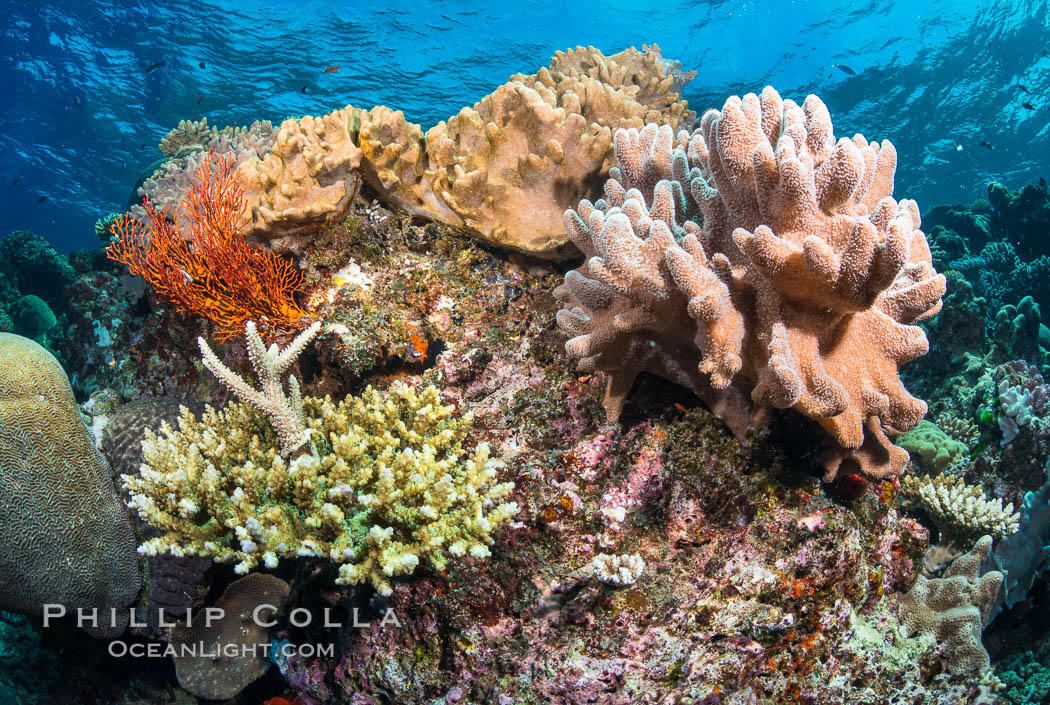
<box><xmin>170</xmin><ymin>573</ymin><xmax>290</xmax><ymax>699</ymax></box>
<box><xmin>554</xmin><ymin>87</ymin><xmax>946</xmax><ymax>481</ymax></box>
<box><xmin>0</xmin><ymin>332</ymin><xmax>141</xmax><ymax>636</ymax></box>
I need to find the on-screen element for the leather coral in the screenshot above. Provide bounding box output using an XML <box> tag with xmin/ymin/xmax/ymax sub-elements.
<box><xmin>554</xmin><ymin>86</ymin><xmax>946</xmax><ymax>481</ymax></box>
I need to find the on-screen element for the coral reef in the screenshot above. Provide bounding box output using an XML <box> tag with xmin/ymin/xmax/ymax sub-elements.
<box><xmin>554</xmin><ymin>88</ymin><xmax>945</xmax><ymax>481</ymax></box>
<box><xmin>109</xmin><ymin>151</ymin><xmax>309</xmax><ymax>341</ymax></box>
<box><xmin>14</xmin><ymin>72</ymin><xmax>1046</xmax><ymax>705</ymax></box>
<box><xmin>899</xmin><ymin>535</ymin><xmax>1003</xmax><ymax>674</ymax></box>
<box><xmin>171</xmin><ymin>573</ymin><xmax>290</xmax><ymax>699</ymax></box>
<box><xmin>0</xmin><ymin>333</ymin><xmax>140</xmax><ymax>636</ymax></box>
<box><xmin>124</xmin><ymin>379</ymin><xmax>518</xmax><ymax>595</ymax></box>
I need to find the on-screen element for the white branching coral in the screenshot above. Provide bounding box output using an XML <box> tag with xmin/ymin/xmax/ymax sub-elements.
<box><xmin>903</xmin><ymin>474</ymin><xmax>1020</xmax><ymax>540</ymax></box>
<box><xmin>554</xmin><ymin>87</ymin><xmax>945</xmax><ymax>481</ymax></box>
<box><xmin>122</xmin><ymin>382</ymin><xmax>518</xmax><ymax>595</ymax></box>
<box><xmin>591</xmin><ymin>552</ymin><xmax>645</xmax><ymax>587</ymax></box>
<box><xmin>198</xmin><ymin>320</ymin><xmax>320</xmax><ymax>457</ymax></box>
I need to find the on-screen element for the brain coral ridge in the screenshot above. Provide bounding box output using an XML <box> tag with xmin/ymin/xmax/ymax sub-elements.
<box><xmin>236</xmin><ymin>44</ymin><xmax>694</xmax><ymax>257</ymax></box>
<box><xmin>0</xmin><ymin>333</ymin><xmax>141</xmax><ymax>635</ymax></box>
<box><xmin>554</xmin><ymin>86</ymin><xmax>946</xmax><ymax>481</ymax></box>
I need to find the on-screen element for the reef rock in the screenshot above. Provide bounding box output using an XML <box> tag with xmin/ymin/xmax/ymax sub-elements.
<box><xmin>554</xmin><ymin>87</ymin><xmax>946</xmax><ymax>481</ymax></box>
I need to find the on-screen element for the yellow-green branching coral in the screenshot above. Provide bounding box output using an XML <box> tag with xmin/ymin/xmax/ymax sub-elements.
<box><xmin>123</xmin><ymin>382</ymin><xmax>518</xmax><ymax>595</ymax></box>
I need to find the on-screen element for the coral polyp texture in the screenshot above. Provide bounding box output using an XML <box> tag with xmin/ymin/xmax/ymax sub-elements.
<box><xmin>123</xmin><ymin>380</ymin><xmax>518</xmax><ymax>595</ymax></box>
<box><xmin>0</xmin><ymin>333</ymin><xmax>140</xmax><ymax>636</ymax></box>
<box><xmin>554</xmin><ymin>86</ymin><xmax>946</xmax><ymax>480</ymax></box>
<box><xmin>109</xmin><ymin>151</ymin><xmax>309</xmax><ymax>341</ymax></box>
<box><xmin>238</xmin><ymin>107</ymin><xmax>364</xmax><ymax>248</ymax></box>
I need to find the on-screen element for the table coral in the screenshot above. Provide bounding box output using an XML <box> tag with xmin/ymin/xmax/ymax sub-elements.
<box><xmin>554</xmin><ymin>87</ymin><xmax>946</xmax><ymax>481</ymax></box>
<box><xmin>123</xmin><ymin>379</ymin><xmax>518</xmax><ymax>595</ymax></box>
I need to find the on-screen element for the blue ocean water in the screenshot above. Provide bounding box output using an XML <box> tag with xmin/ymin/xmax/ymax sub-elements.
<box><xmin>1</xmin><ymin>0</ymin><xmax>1047</xmax><ymax>253</ymax></box>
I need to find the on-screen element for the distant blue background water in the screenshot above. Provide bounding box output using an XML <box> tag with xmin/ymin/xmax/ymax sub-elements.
<box><xmin>1</xmin><ymin>0</ymin><xmax>1047</xmax><ymax>253</ymax></box>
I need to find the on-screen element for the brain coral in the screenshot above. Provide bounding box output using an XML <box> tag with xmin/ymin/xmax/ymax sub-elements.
<box><xmin>554</xmin><ymin>87</ymin><xmax>946</xmax><ymax>481</ymax></box>
<box><xmin>0</xmin><ymin>333</ymin><xmax>140</xmax><ymax>635</ymax></box>
<box><xmin>171</xmin><ymin>572</ymin><xmax>289</xmax><ymax>699</ymax></box>
<box><xmin>101</xmin><ymin>397</ymin><xmax>211</xmax><ymax>628</ymax></box>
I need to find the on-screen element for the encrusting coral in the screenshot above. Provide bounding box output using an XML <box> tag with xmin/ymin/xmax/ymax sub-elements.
<box><xmin>902</xmin><ymin>474</ymin><xmax>1020</xmax><ymax>540</ymax></box>
<box><xmin>554</xmin><ymin>87</ymin><xmax>946</xmax><ymax>480</ymax></box>
<box><xmin>899</xmin><ymin>535</ymin><xmax>1003</xmax><ymax>674</ymax></box>
<box><xmin>123</xmin><ymin>325</ymin><xmax>518</xmax><ymax>595</ymax></box>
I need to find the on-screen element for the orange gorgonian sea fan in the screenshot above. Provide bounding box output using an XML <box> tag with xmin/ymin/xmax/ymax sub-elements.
<box><xmin>107</xmin><ymin>151</ymin><xmax>308</xmax><ymax>341</ymax></box>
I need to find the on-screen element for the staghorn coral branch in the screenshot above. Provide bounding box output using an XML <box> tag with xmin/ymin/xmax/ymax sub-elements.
<box><xmin>198</xmin><ymin>320</ymin><xmax>321</xmax><ymax>457</ymax></box>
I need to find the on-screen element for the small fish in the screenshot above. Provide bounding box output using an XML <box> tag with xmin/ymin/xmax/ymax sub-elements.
<box><xmin>301</xmin><ymin>85</ymin><xmax>308</xmax><ymax>93</ymax></box>
<box><xmin>37</xmin><ymin>195</ymin><xmax>47</xmax><ymax>203</ymax></box>
<box><xmin>979</xmin><ymin>140</ymin><xmax>994</xmax><ymax>150</ymax></box>
<box><xmin>196</xmin><ymin>94</ymin><xmax>203</xmax><ymax>104</ymax></box>
<box><xmin>144</xmin><ymin>60</ymin><xmax>166</xmax><ymax>74</ymax></box>
<box><xmin>1022</xmin><ymin>101</ymin><xmax>1035</xmax><ymax>110</ymax></box>
<box><xmin>198</xmin><ymin>61</ymin><xmax>206</xmax><ymax>69</ymax></box>
<box><xmin>139</xmin><ymin>143</ymin><xmax>147</xmax><ymax>149</ymax></box>
<box><xmin>11</xmin><ymin>177</ymin><xmax>19</xmax><ymax>186</ymax></box>
<box><xmin>1018</xmin><ymin>84</ymin><xmax>1030</xmax><ymax>93</ymax></box>
<box><xmin>1044</xmin><ymin>49</ymin><xmax>1048</xmax><ymax>57</ymax></box>
<box><xmin>73</xmin><ymin>95</ymin><xmax>80</xmax><ymax>105</ymax></box>
<box><xmin>324</xmin><ymin>65</ymin><xmax>340</xmax><ymax>74</ymax></box>
<box><xmin>835</xmin><ymin>63</ymin><xmax>857</xmax><ymax>76</ymax></box>
<box><xmin>120</xmin><ymin>161</ymin><xmax>126</xmax><ymax>174</ymax></box>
